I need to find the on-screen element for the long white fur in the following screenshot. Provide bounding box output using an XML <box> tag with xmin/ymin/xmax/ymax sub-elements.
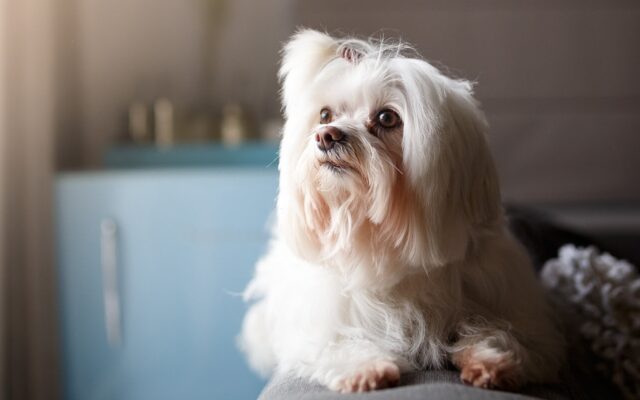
<box><xmin>240</xmin><ymin>29</ymin><xmax>564</xmax><ymax>391</ymax></box>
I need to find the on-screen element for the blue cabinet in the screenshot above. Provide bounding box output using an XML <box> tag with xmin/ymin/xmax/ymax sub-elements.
<box><xmin>56</xmin><ymin>168</ymin><xmax>278</xmax><ymax>400</ymax></box>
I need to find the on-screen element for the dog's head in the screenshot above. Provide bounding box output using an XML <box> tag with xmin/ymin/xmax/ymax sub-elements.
<box><xmin>276</xmin><ymin>30</ymin><xmax>501</xmax><ymax>275</ymax></box>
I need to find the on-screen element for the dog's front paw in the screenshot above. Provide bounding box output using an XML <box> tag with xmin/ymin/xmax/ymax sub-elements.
<box><xmin>331</xmin><ymin>360</ymin><xmax>400</xmax><ymax>393</ymax></box>
<box><xmin>458</xmin><ymin>352</ymin><xmax>522</xmax><ymax>390</ymax></box>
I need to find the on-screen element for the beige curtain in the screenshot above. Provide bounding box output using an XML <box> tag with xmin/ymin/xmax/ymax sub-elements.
<box><xmin>0</xmin><ymin>0</ymin><xmax>7</xmax><ymax>394</ymax></box>
<box><xmin>1</xmin><ymin>0</ymin><xmax>60</xmax><ymax>399</ymax></box>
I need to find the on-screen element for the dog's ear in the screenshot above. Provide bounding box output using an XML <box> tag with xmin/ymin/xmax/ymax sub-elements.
<box><xmin>399</xmin><ymin>63</ymin><xmax>501</xmax><ymax>268</ymax></box>
<box><xmin>279</xmin><ymin>29</ymin><xmax>339</xmax><ymax>117</ymax></box>
<box><xmin>442</xmin><ymin>79</ymin><xmax>501</xmax><ymax>228</ymax></box>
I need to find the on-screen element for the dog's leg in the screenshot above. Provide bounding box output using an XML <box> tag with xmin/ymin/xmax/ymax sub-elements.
<box><xmin>310</xmin><ymin>340</ymin><xmax>403</xmax><ymax>393</ymax></box>
<box><xmin>450</xmin><ymin>324</ymin><xmax>526</xmax><ymax>390</ymax></box>
<box><xmin>330</xmin><ymin>359</ymin><xmax>401</xmax><ymax>393</ymax></box>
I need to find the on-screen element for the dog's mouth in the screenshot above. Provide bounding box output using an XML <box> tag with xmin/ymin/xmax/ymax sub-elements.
<box><xmin>316</xmin><ymin>140</ymin><xmax>356</xmax><ymax>174</ymax></box>
<box><xmin>319</xmin><ymin>160</ymin><xmax>348</xmax><ymax>173</ymax></box>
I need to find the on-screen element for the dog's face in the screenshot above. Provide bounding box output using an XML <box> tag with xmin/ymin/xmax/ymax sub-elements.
<box><xmin>304</xmin><ymin>69</ymin><xmax>405</xmax><ymax>199</ymax></box>
<box><xmin>276</xmin><ymin>30</ymin><xmax>501</xmax><ymax>278</ymax></box>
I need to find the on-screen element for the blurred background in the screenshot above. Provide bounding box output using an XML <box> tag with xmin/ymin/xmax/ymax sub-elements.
<box><xmin>1</xmin><ymin>0</ymin><xmax>639</xmax><ymax>399</ymax></box>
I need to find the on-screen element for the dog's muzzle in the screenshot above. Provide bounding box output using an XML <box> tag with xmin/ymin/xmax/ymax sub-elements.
<box><xmin>315</xmin><ymin>126</ymin><xmax>345</xmax><ymax>152</ymax></box>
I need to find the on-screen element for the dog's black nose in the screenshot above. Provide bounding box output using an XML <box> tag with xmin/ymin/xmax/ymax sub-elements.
<box><xmin>315</xmin><ymin>126</ymin><xmax>344</xmax><ymax>151</ymax></box>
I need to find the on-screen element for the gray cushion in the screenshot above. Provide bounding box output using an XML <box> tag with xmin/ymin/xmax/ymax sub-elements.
<box><xmin>259</xmin><ymin>370</ymin><xmax>574</xmax><ymax>400</ymax></box>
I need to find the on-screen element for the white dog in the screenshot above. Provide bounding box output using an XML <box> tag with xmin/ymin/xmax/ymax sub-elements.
<box><xmin>240</xmin><ymin>30</ymin><xmax>564</xmax><ymax>393</ymax></box>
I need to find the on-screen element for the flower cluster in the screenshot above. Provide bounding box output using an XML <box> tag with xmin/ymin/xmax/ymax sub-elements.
<box><xmin>542</xmin><ymin>245</ymin><xmax>640</xmax><ymax>399</ymax></box>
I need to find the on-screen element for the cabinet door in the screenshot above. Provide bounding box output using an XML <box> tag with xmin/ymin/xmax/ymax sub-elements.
<box><xmin>56</xmin><ymin>169</ymin><xmax>278</xmax><ymax>400</ymax></box>
<box><xmin>57</xmin><ymin>173</ymin><xmax>126</xmax><ymax>400</ymax></box>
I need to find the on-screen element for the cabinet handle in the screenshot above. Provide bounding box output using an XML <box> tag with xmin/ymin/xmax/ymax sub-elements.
<box><xmin>101</xmin><ymin>218</ymin><xmax>122</xmax><ymax>347</ymax></box>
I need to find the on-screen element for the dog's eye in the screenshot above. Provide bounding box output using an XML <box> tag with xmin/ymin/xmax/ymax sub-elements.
<box><xmin>320</xmin><ymin>108</ymin><xmax>333</xmax><ymax>124</ymax></box>
<box><xmin>376</xmin><ymin>109</ymin><xmax>401</xmax><ymax>129</ymax></box>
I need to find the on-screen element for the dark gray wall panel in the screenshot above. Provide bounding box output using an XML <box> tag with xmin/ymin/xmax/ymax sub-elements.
<box><xmin>295</xmin><ymin>0</ymin><xmax>640</xmax><ymax>203</ymax></box>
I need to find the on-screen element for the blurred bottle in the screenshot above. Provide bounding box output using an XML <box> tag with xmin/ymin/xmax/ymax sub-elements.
<box><xmin>261</xmin><ymin>118</ymin><xmax>283</xmax><ymax>142</ymax></box>
<box><xmin>128</xmin><ymin>102</ymin><xmax>150</xmax><ymax>143</ymax></box>
<box><xmin>154</xmin><ymin>98</ymin><xmax>174</xmax><ymax>148</ymax></box>
<box><xmin>221</xmin><ymin>103</ymin><xmax>250</xmax><ymax>146</ymax></box>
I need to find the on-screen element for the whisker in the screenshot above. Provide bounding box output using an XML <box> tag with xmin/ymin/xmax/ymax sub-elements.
<box><xmin>266</xmin><ymin>154</ymin><xmax>280</xmax><ymax>168</ymax></box>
